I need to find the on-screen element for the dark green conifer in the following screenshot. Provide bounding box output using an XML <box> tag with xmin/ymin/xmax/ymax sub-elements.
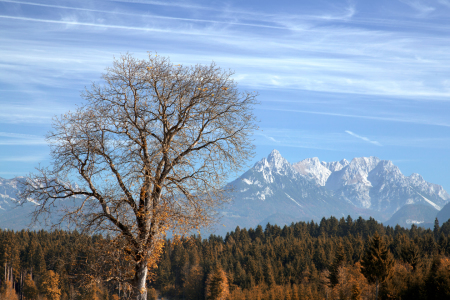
<box><xmin>328</xmin><ymin>241</ymin><xmax>345</xmax><ymax>286</ymax></box>
<box><xmin>434</xmin><ymin>217</ymin><xmax>440</xmax><ymax>240</ymax></box>
<box><xmin>361</xmin><ymin>232</ymin><xmax>394</xmax><ymax>300</ymax></box>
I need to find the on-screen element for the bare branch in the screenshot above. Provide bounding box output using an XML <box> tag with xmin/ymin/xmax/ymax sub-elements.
<box><xmin>19</xmin><ymin>52</ymin><xmax>258</xmax><ymax>300</ymax></box>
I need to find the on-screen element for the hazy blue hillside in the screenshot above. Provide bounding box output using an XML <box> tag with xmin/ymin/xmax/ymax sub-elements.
<box><xmin>437</xmin><ymin>202</ymin><xmax>450</xmax><ymax>224</ymax></box>
<box><xmin>385</xmin><ymin>204</ymin><xmax>438</xmax><ymax>229</ymax></box>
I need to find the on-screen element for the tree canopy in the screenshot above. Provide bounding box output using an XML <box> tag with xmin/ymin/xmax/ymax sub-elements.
<box><xmin>20</xmin><ymin>53</ymin><xmax>258</xmax><ymax>299</ymax></box>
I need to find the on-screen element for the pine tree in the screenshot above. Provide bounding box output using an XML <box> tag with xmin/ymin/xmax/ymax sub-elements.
<box><xmin>264</xmin><ymin>262</ymin><xmax>276</xmax><ymax>287</ymax></box>
<box><xmin>329</xmin><ymin>241</ymin><xmax>345</xmax><ymax>286</ymax></box>
<box><xmin>183</xmin><ymin>264</ymin><xmax>204</xmax><ymax>300</ymax></box>
<box><xmin>205</xmin><ymin>265</ymin><xmax>230</xmax><ymax>300</ymax></box>
<box><xmin>361</xmin><ymin>232</ymin><xmax>394</xmax><ymax>300</ymax></box>
<box><xmin>291</xmin><ymin>284</ymin><xmax>299</xmax><ymax>300</ymax></box>
<box><xmin>284</xmin><ymin>285</ymin><xmax>292</xmax><ymax>300</ymax></box>
<box><xmin>350</xmin><ymin>283</ymin><xmax>361</xmax><ymax>300</ymax></box>
<box><xmin>400</xmin><ymin>240</ymin><xmax>420</xmax><ymax>271</ymax></box>
<box><xmin>425</xmin><ymin>256</ymin><xmax>450</xmax><ymax>299</ymax></box>
<box><xmin>434</xmin><ymin>218</ymin><xmax>440</xmax><ymax>240</ymax></box>
<box><xmin>23</xmin><ymin>274</ymin><xmax>38</xmax><ymax>300</ymax></box>
<box><xmin>39</xmin><ymin>270</ymin><xmax>61</xmax><ymax>300</ymax></box>
<box><xmin>1</xmin><ymin>279</ymin><xmax>18</xmax><ymax>300</ymax></box>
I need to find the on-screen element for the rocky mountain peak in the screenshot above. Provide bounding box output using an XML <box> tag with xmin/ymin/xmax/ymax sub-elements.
<box><xmin>252</xmin><ymin>150</ymin><xmax>295</xmax><ymax>183</ymax></box>
<box><xmin>264</xmin><ymin>150</ymin><xmax>291</xmax><ymax>172</ymax></box>
<box><xmin>348</xmin><ymin>156</ymin><xmax>381</xmax><ymax>172</ymax></box>
<box><xmin>267</xmin><ymin>149</ymin><xmax>284</xmax><ymax>165</ymax></box>
<box><xmin>408</xmin><ymin>173</ymin><xmax>424</xmax><ymax>182</ymax></box>
<box><xmin>321</xmin><ymin>159</ymin><xmax>349</xmax><ymax>173</ymax></box>
<box><xmin>254</xmin><ymin>153</ymin><xmax>449</xmax><ymax>213</ymax></box>
<box><xmin>292</xmin><ymin>157</ymin><xmax>331</xmax><ymax>186</ymax></box>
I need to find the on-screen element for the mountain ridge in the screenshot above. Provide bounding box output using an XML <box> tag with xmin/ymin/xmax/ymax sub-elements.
<box><xmin>1</xmin><ymin>150</ymin><xmax>449</xmax><ymax>235</ymax></box>
<box><xmin>215</xmin><ymin>150</ymin><xmax>449</xmax><ymax>235</ymax></box>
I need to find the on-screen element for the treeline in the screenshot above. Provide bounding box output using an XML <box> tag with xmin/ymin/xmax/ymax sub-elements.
<box><xmin>0</xmin><ymin>230</ymin><xmax>118</xmax><ymax>300</ymax></box>
<box><xmin>154</xmin><ymin>216</ymin><xmax>450</xmax><ymax>299</ymax></box>
<box><xmin>2</xmin><ymin>216</ymin><xmax>450</xmax><ymax>299</ymax></box>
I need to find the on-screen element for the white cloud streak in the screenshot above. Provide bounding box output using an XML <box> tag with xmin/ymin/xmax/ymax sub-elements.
<box><xmin>2</xmin><ymin>0</ymin><xmax>450</xmax><ymax>100</ymax></box>
<box><xmin>438</xmin><ymin>0</ymin><xmax>450</xmax><ymax>7</ymax></box>
<box><xmin>254</xmin><ymin>128</ymin><xmax>350</xmax><ymax>151</ymax></box>
<box><xmin>345</xmin><ymin>130</ymin><xmax>382</xmax><ymax>146</ymax></box>
<box><xmin>1</xmin><ymin>0</ymin><xmax>450</xmax><ymax>130</ymax></box>
<box><xmin>0</xmin><ymin>132</ymin><xmax>43</xmax><ymax>139</ymax></box>
<box><xmin>399</xmin><ymin>0</ymin><xmax>435</xmax><ymax>15</ymax></box>
<box><xmin>0</xmin><ymin>15</ymin><xmax>221</xmax><ymax>36</ymax></box>
<box><xmin>258</xmin><ymin>133</ymin><xmax>280</xmax><ymax>143</ymax></box>
<box><xmin>0</xmin><ymin>0</ymin><xmax>290</xmax><ymax>30</ymax></box>
<box><xmin>0</xmin><ymin>155</ymin><xmax>47</xmax><ymax>162</ymax></box>
<box><xmin>265</xmin><ymin>108</ymin><xmax>450</xmax><ymax>128</ymax></box>
<box><xmin>0</xmin><ymin>132</ymin><xmax>46</xmax><ymax>145</ymax></box>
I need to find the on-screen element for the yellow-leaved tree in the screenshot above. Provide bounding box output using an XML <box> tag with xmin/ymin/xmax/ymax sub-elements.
<box><xmin>23</xmin><ymin>274</ymin><xmax>39</xmax><ymax>300</ymax></box>
<box><xmin>39</xmin><ymin>270</ymin><xmax>61</xmax><ymax>300</ymax></box>
<box><xmin>205</xmin><ymin>265</ymin><xmax>230</xmax><ymax>300</ymax></box>
<box><xmin>1</xmin><ymin>280</ymin><xmax>18</xmax><ymax>300</ymax></box>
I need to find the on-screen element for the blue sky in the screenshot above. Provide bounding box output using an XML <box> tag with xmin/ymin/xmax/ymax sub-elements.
<box><xmin>1</xmin><ymin>0</ymin><xmax>450</xmax><ymax>191</ymax></box>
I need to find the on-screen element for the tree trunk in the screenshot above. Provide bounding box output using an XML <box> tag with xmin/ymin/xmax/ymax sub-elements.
<box><xmin>132</xmin><ymin>261</ymin><xmax>148</xmax><ymax>300</ymax></box>
<box><xmin>375</xmin><ymin>278</ymin><xmax>379</xmax><ymax>300</ymax></box>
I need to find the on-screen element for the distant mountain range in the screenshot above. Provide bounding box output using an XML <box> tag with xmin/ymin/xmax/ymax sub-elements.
<box><xmin>1</xmin><ymin>150</ymin><xmax>450</xmax><ymax>234</ymax></box>
<box><xmin>215</xmin><ymin>150</ymin><xmax>450</xmax><ymax>235</ymax></box>
<box><xmin>0</xmin><ymin>177</ymin><xmax>38</xmax><ymax>230</ymax></box>
<box><xmin>384</xmin><ymin>204</ymin><xmax>438</xmax><ymax>229</ymax></box>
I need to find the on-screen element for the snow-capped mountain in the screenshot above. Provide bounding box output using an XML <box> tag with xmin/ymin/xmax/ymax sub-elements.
<box><xmin>323</xmin><ymin>157</ymin><xmax>448</xmax><ymax>212</ymax></box>
<box><xmin>2</xmin><ymin>150</ymin><xmax>449</xmax><ymax>234</ymax></box>
<box><xmin>290</xmin><ymin>155</ymin><xmax>449</xmax><ymax>213</ymax></box>
<box><xmin>217</xmin><ymin>150</ymin><xmax>382</xmax><ymax>234</ymax></box>
<box><xmin>292</xmin><ymin>157</ymin><xmax>349</xmax><ymax>186</ymax></box>
<box><xmin>255</xmin><ymin>151</ymin><xmax>449</xmax><ymax>214</ymax></box>
<box><xmin>215</xmin><ymin>150</ymin><xmax>449</xmax><ymax>235</ymax></box>
<box><xmin>0</xmin><ymin>177</ymin><xmax>39</xmax><ymax>230</ymax></box>
<box><xmin>0</xmin><ymin>177</ymin><xmax>23</xmax><ymax>210</ymax></box>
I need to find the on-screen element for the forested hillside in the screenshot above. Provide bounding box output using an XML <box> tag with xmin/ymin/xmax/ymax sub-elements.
<box><xmin>2</xmin><ymin>216</ymin><xmax>450</xmax><ymax>299</ymax></box>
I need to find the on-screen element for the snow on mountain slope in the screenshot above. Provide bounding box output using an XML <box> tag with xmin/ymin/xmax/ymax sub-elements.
<box><xmin>273</xmin><ymin>152</ymin><xmax>448</xmax><ymax>214</ymax></box>
<box><xmin>322</xmin><ymin>159</ymin><xmax>349</xmax><ymax>172</ymax></box>
<box><xmin>0</xmin><ymin>177</ymin><xmax>24</xmax><ymax>210</ymax></box>
<box><xmin>418</xmin><ymin>194</ymin><xmax>441</xmax><ymax>211</ymax></box>
<box><xmin>2</xmin><ymin>150</ymin><xmax>449</xmax><ymax>235</ymax></box>
<box><xmin>0</xmin><ymin>177</ymin><xmax>40</xmax><ymax>230</ymax></box>
<box><xmin>326</xmin><ymin>157</ymin><xmax>381</xmax><ymax>191</ymax></box>
<box><xmin>216</xmin><ymin>150</ymin><xmax>384</xmax><ymax>235</ymax></box>
<box><xmin>252</xmin><ymin>150</ymin><xmax>297</xmax><ymax>184</ymax></box>
<box><xmin>292</xmin><ymin>158</ymin><xmax>350</xmax><ymax>186</ymax></box>
<box><xmin>211</xmin><ymin>150</ymin><xmax>449</xmax><ymax>235</ymax></box>
<box><xmin>408</xmin><ymin>173</ymin><xmax>450</xmax><ymax>202</ymax></box>
<box><xmin>323</xmin><ymin>156</ymin><xmax>449</xmax><ymax>212</ymax></box>
<box><xmin>292</xmin><ymin>157</ymin><xmax>331</xmax><ymax>186</ymax></box>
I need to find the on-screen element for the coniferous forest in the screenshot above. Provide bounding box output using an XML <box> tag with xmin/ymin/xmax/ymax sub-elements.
<box><xmin>2</xmin><ymin>216</ymin><xmax>450</xmax><ymax>300</ymax></box>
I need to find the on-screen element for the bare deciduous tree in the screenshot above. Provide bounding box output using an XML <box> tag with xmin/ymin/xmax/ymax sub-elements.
<box><xmin>20</xmin><ymin>53</ymin><xmax>258</xmax><ymax>300</ymax></box>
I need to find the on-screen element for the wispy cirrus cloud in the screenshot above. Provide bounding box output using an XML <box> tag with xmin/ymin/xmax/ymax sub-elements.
<box><xmin>0</xmin><ymin>0</ymin><xmax>290</xmax><ymax>30</ymax></box>
<box><xmin>399</xmin><ymin>0</ymin><xmax>435</xmax><ymax>15</ymax></box>
<box><xmin>1</xmin><ymin>0</ymin><xmax>450</xmax><ymax>189</ymax></box>
<box><xmin>0</xmin><ymin>155</ymin><xmax>47</xmax><ymax>162</ymax></box>
<box><xmin>0</xmin><ymin>132</ymin><xmax>46</xmax><ymax>145</ymax></box>
<box><xmin>345</xmin><ymin>130</ymin><xmax>382</xmax><ymax>146</ymax></box>
<box><xmin>0</xmin><ymin>15</ymin><xmax>222</xmax><ymax>36</ymax></box>
<box><xmin>438</xmin><ymin>0</ymin><xmax>450</xmax><ymax>7</ymax></box>
<box><xmin>254</xmin><ymin>128</ymin><xmax>351</xmax><ymax>151</ymax></box>
<box><xmin>2</xmin><ymin>0</ymin><xmax>450</xmax><ymax>100</ymax></box>
<box><xmin>258</xmin><ymin>132</ymin><xmax>280</xmax><ymax>143</ymax></box>
<box><xmin>264</xmin><ymin>108</ymin><xmax>450</xmax><ymax>128</ymax></box>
